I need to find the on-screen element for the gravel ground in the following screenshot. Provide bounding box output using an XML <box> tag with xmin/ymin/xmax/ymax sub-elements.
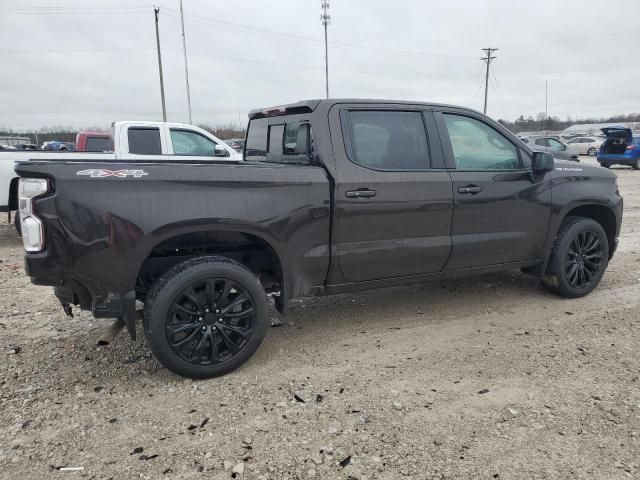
<box><xmin>1</xmin><ymin>157</ymin><xmax>639</xmax><ymax>480</ymax></box>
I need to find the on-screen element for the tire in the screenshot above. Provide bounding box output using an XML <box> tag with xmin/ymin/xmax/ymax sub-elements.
<box><xmin>541</xmin><ymin>216</ymin><xmax>608</xmax><ymax>298</ymax></box>
<box><xmin>601</xmin><ymin>164</ymin><xmax>611</xmax><ymax>169</ymax></box>
<box><xmin>144</xmin><ymin>256</ymin><xmax>268</xmax><ymax>379</ymax></box>
<box><xmin>633</xmin><ymin>158</ymin><xmax>640</xmax><ymax>170</ymax></box>
<box><xmin>14</xmin><ymin>211</ymin><xmax>21</xmax><ymax>236</ymax></box>
<box><xmin>587</xmin><ymin>148</ymin><xmax>597</xmax><ymax>156</ymax></box>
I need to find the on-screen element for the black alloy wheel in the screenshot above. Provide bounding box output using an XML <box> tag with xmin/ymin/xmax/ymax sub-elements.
<box><xmin>541</xmin><ymin>216</ymin><xmax>609</xmax><ymax>298</ymax></box>
<box><xmin>144</xmin><ymin>256</ymin><xmax>268</xmax><ymax>378</ymax></box>
<box><xmin>564</xmin><ymin>230</ymin><xmax>603</xmax><ymax>289</ymax></box>
<box><xmin>165</xmin><ymin>278</ymin><xmax>255</xmax><ymax>366</ymax></box>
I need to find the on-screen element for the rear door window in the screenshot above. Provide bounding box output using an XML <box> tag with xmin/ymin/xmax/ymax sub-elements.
<box><xmin>344</xmin><ymin>110</ymin><xmax>430</xmax><ymax>170</ymax></box>
<box><xmin>128</xmin><ymin>128</ymin><xmax>161</xmax><ymax>155</ymax></box>
<box><xmin>534</xmin><ymin>138</ymin><xmax>548</xmax><ymax>147</ymax></box>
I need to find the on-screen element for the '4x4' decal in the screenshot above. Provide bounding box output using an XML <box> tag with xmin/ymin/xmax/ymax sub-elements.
<box><xmin>76</xmin><ymin>169</ymin><xmax>148</xmax><ymax>178</ymax></box>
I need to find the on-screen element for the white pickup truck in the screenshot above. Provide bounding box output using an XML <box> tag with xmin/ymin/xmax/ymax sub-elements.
<box><xmin>1</xmin><ymin>121</ymin><xmax>242</xmax><ymax>224</ymax></box>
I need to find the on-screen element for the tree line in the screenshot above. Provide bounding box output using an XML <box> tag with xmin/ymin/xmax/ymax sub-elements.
<box><xmin>497</xmin><ymin>112</ymin><xmax>640</xmax><ymax>133</ymax></box>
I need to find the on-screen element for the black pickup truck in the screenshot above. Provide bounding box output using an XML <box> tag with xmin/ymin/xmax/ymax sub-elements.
<box><xmin>16</xmin><ymin>99</ymin><xmax>623</xmax><ymax>378</ymax></box>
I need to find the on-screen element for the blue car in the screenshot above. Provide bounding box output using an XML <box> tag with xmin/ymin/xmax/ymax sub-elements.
<box><xmin>597</xmin><ymin>127</ymin><xmax>640</xmax><ymax>170</ymax></box>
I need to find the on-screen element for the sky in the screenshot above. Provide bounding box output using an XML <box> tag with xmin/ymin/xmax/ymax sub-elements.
<box><xmin>1</xmin><ymin>0</ymin><xmax>639</xmax><ymax>130</ymax></box>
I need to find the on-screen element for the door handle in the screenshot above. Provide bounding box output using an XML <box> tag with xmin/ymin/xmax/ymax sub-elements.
<box><xmin>458</xmin><ymin>185</ymin><xmax>482</xmax><ymax>195</ymax></box>
<box><xmin>345</xmin><ymin>189</ymin><xmax>377</xmax><ymax>198</ymax></box>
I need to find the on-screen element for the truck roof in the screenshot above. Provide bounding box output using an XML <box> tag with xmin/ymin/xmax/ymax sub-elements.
<box><xmin>248</xmin><ymin>98</ymin><xmax>483</xmax><ymax>120</ymax></box>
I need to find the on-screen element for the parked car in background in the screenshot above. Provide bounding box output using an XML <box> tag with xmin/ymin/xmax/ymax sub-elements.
<box><xmin>597</xmin><ymin>127</ymin><xmax>640</xmax><ymax>170</ymax></box>
<box><xmin>42</xmin><ymin>141</ymin><xmax>75</xmax><ymax>151</ymax></box>
<box><xmin>13</xmin><ymin>143</ymin><xmax>41</xmax><ymax>151</ymax></box>
<box><xmin>225</xmin><ymin>138</ymin><xmax>245</xmax><ymax>152</ymax></box>
<box><xmin>565</xmin><ymin>136</ymin><xmax>604</xmax><ymax>156</ymax></box>
<box><xmin>0</xmin><ymin>144</ymin><xmax>17</xmax><ymax>150</ymax></box>
<box><xmin>75</xmin><ymin>131</ymin><xmax>112</xmax><ymax>152</ymax></box>
<box><xmin>519</xmin><ymin>136</ymin><xmax>580</xmax><ymax>162</ymax></box>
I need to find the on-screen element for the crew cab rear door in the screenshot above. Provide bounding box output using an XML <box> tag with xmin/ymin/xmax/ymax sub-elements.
<box><xmin>434</xmin><ymin>108</ymin><xmax>552</xmax><ymax>270</ymax></box>
<box><xmin>328</xmin><ymin>103</ymin><xmax>453</xmax><ymax>283</ymax></box>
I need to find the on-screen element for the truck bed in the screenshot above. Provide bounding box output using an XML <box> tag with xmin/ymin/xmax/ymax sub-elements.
<box><xmin>16</xmin><ymin>159</ymin><xmax>331</xmax><ymax>315</ymax></box>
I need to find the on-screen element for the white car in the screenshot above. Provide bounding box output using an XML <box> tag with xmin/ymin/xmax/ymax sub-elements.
<box><xmin>565</xmin><ymin>136</ymin><xmax>604</xmax><ymax>156</ymax></box>
<box><xmin>1</xmin><ymin>121</ymin><xmax>241</xmax><ymax>228</ymax></box>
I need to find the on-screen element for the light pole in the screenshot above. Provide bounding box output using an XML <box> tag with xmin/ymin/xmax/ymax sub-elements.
<box><xmin>321</xmin><ymin>0</ymin><xmax>330</xmax><ymax>99</ymax></box>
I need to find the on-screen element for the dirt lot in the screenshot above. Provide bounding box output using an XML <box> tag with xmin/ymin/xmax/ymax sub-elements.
<box><xmin>1</xmin><ymin>157</ymin><xmax>639</xmax><ymax>480</ymax></box>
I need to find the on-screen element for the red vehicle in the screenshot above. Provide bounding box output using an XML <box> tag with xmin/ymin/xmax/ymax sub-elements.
<box><xmin>75</xmin><ymin>131</ymin><xmax>112</xmax><ymax>152</ymax></box>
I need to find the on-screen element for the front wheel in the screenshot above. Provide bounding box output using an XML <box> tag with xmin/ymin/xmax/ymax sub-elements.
<box><xmin>541</xmin><ymin>217</ymin><xmax>608</xmax><ymax>298</ymax></box>
<box><xmin>587</xmin><ymin>147</ymin><xmax>597</xmax><ymax>156</ymax></box>
<box><xmin>144</xmin><ymin>256</ymin><xmax>268</xmax><ymax>379</ymax></box>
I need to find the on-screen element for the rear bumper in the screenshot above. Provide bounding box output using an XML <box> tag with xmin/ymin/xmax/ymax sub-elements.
<box><xmin>25</xmin><ymin>252</ymin><xmax>132</xmax><ymax>320</ymax></box>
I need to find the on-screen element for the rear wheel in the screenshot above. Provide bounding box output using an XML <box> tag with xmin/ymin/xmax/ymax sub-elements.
<box><xmin>587</xmin><ymin>147</ymin><xmax>597</xmax><ymax>156</ymax></box>
<box><xmin>633</xmin><ymin>158</ymin><xmax>640</xmax><ymax>170</ymax></box>
<box><xmin>541</xmin><ymin>216</ymin><xmax>608</xmax><ymax>298</ymax></box>
<box><xmin>144</xmin><ymin>256</ymin><xmax>268</xmax><ymax>379</ymax></box>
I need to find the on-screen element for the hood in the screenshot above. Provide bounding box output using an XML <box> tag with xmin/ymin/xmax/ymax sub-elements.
<box><xmin>601</xmin><ymin>127</ymin><xmax>632</xmax><ymax>140</ymax></box>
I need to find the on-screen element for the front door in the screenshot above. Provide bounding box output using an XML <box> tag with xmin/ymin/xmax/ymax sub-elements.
<box><xmin>329</xmin><ymin>105</ymin><xmax>453</xmax><ymax>283</ymax></box>
<box><xmin>435</xmin><ymin>110</ymin><xmax>552</xmax><ymax>270</ymax></box>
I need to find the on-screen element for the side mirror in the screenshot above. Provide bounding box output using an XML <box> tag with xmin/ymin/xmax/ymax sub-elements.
<box><xmin>532</xmin><ymin>152</ymin><xmax>555</xmax><ymax>172</ymax></box>
<box><xmin>561</xmin><ymin>144</ymin><xmax>567</xmax><ymax>151</ymax></box>
<box><xmin>214</xmin><ymin>144</ymin><xmax>229</xmax><ymax>157</ymax></box>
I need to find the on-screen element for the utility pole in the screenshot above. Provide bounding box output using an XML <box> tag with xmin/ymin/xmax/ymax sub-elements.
<box><xmin>179</xmin><ymin>0</ymin><xmax>193</xmax><ymax>124</ymax></box>
<box><xmin>154</xmin><ymin>7</ymin><xmax>167</xmax><ymax>122</ymax></box>
<box><xmin>320</xmin><ymin>0</ymin><xmax>330</xmax><ymax>99</ymax></box>
<box><xmin>480</xmin><ymin>48</ymin><xmax>498</xmax><ymax>115</ymax></box>
<box><xmin>545</xmin><ymin>80</ymin><xmax>549</xmax><ymax>135</ymax></box>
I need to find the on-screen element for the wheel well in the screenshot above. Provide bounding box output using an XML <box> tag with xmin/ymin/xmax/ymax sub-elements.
<box><xmin>565</xmin><ymin>205</ymin><xmax>616</xmax><ymax>258</ymax></box>
<box><xmin>136</xmin><ymin>231</ymin><xmax>283</xmax><ymax>301</ymax></box>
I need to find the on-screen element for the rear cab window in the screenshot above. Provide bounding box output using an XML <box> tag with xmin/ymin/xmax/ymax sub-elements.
<box><xmin>86</xmin><ymin>136</ymin><xmax>112</xmax><ymax>152</ymax></box>
<box><xmin>245</xmin><ymin>115</ymin><xmax>312</xmax><ymax>164</ymax></box>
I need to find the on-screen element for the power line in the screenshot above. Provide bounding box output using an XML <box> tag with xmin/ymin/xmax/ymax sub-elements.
<box><xmin>164</xmin><ymin>9</ymin><xmax>475</xmax><ymax>59</ymax></box>
<box><xmin>163</xmin><ymin>49</ymin><xmax>480</xmax><ymax>80</ymax></box>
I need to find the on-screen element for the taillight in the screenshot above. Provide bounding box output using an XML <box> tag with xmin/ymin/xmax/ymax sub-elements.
<box><xmin>18</xmin><ymin>178</ymin><xmax>48</xmax><ymax>252</ymax></box>
<box><xmin>626</xmin><ymin>145</ymin><xmax>634</xmax><ymax>150</ymax></box>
